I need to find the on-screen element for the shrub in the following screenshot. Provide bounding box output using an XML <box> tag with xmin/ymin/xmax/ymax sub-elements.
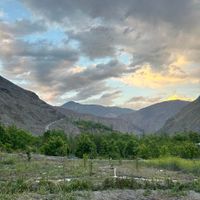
<box><xmin>0</xmin><ymin>179</ymin><xmax>29</xmax><ymax>194</ymax></box>
<box><xmin>61</xmin><ymin>180</ymin><xmax>92</xmax><ymax>192</ymax></box>
<box><xmin>145</xmin><ymin>156</ymin><xmax>200</xmax><ymax>175</ymax></box>
<box><xmin>41</xmin><ymin>136</ymin><xmax>69</xmax><ymax>156</ymax></box>
<box><xmin>102</xmin><ymin>178</ymin><xmax>141</xmax><ymax>190</ymax></box>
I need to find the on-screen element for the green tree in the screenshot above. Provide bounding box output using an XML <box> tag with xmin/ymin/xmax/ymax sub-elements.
<box><xmin>124</xmin><ymin>139</ymin><xmax>139</xmax><ymax>159</ymax></box>
<box><xmin>107</xmin><ymin>139</ymin><xmax>120</xmax><ymax>159</ymax></box>
<box><xmin>138</xmin><ymin>144</ymin><xmax>150</xmax><ymax>159</ymax></box>
<box><xmin>179</xmin><ymin>142</ymin><xmax>199</xmax><ymax>159</ymax></box>
<box><xmin>41</xmin><ymin>136</ymin><xmax>69</xmax><ymax>156</ymax></box>
<box><xmin>6</xmin><ymin>126</ymin><xmax>33</xmax><ymax>151</ymax></box>
<box><xmin>75</xmin><ymin>134</ymin><xmax>97</xmax><ymax>158</ymax></box>
<box><xmin>0</xmin><ymin>124</ymin><xmax>8</xmax><ymax>149</ymax></box>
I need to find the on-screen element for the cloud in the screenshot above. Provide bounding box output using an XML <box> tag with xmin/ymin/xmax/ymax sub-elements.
<box><xmin>69</xmin><ymin>26</ymin><xmax>116</xmax><ymax>59</ymax></box>
<box><xmin>0</xmin><ymin>16</ymin><xmax>134</xmax><ymax>104</ymax></box>
<box><xmin>126</xmin><ymin>92</ymin><xmax>194</xmax><ymax>109</ymax></box>
<box><xmin>128</xmin><ymin>96</ymin><xmax>162</xmax><ymax>103</ymax></box>
<box><xmin>85</xmin><ymin>90</ymin><xmax>122</xmax><ymax>106</ymax></box>
<box><xmin>126</xmin><ymin>95</ymin><xmax>163</xmax><ymax>109</ymax></box>
<box><xmin>164</xmin><ymin>94</ymin><xmax>194</xmax><ymax>102</ymax></box>
<box><xmin>21</xmin><ymin>0</ymin><xmax>200</xmax><ymax>63</ymax></box>
<box><xmin>0</xmin><ymin>10</ymin><xmax>5</xmax><ymax>18</ymax></box>
<box><xmin>0</xmin><ymin>19</ymin><xmax>47</xmax><ymax>37</ymax></box>
<box><xmin>64</xmin><ymin>82</ymin><xmax>110</xmax><ymax>102</ymax></box>
<box><xmin>52</xmin><ymin>60</ymin><xmax>132</xmax><ymax>103</ymax></box>
<box><xmin>0</xmin><ymin>0</ymin><xmax>199</xmax><ymax>107</ymax></box>
<box><xmin>22</xmin><ymin>0</ymin><xmax>200</xmax><ymax>28</ymax></box>
<box><xmin>121</xmin><ymin>55</ymin><xmax>200</xmax><ymax>89</ymax></box>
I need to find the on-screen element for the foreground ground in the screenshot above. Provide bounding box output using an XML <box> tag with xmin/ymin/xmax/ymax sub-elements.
<box><xmin>0</xmin><ymin>153</ymin><xmax>199</xmax><ymax>200</ymax></box>
<box><xmin>1</xmin><ymin>190</ymin><xmax>200</xmax><ymax>200</ymax></box>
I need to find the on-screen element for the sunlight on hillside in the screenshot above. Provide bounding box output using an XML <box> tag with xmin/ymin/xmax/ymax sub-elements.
<box><xmin>164</xmin><ymin>94</ymin><xmax>194</xmax><ymax>102</ymax></box>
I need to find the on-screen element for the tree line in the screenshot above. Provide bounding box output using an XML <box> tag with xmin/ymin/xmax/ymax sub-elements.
<box><xmin>0</xmin><ymin>120</ymin><xmax>200</xmax><ymax>160</ymax></box>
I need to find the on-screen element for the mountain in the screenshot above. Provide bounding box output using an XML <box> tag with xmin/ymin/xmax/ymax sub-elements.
<box><xmin>0</xmin><ymin>75</ymin><xmax>140</xmax><ymax>135</ymax></box>
<box><xmin>0</xmin><ymin>75</ymin><xmax>64</xmax><ymax>134</ymax></box>
<box><xmin>160</xmin><ymin>96</ymin><xmax>200</xmax><ymax>133</ymax></box>
<box><xmin>62</xmin><ymin>101</ymin><xmax>134</xmax><ymax>118</ymax></box>
<box><xmin>120</xmin><ymin>100</ymin><xmax>190</xmax><ymax>134</ymax></box>
<box><xmin>56</xmin><ymin>107</ymin><xmax>143</xmax><ymax>134</ymax></box>
<box><xmin>1</xmin><ymin>75</ymin><xmax>195</xmax><ymax>135</ymax></box>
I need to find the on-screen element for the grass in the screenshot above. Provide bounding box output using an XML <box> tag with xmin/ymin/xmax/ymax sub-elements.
<box><xmin>0</xmin><ymin>153</ymin><xmax>200</xmax><ymax>199</ymax></box>
<box><xmin>144</xmin><ymin>156</ymin><xmax>200</xmax><ymax>175</ymax></box>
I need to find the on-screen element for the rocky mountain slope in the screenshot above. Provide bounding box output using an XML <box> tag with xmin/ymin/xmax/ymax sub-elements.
<box><xmin>56</xmin><ymin>107</ymin><xmax>143</xmax><ymax>134</ymax></box>
<box><xmin>0</xmin><ymin>75</ymin><xmax>63</xmax><ymax>134</ymax></box>
<box><xmin>1</xmin><ymin>75</ymin><xmax>197</xmax><ymax>135</ymax></box>
<box><xmin>0</xmin><ymin>75</ymin><xmax>141</xmax><ymax>135</ymax></box>
<box><xmin>120</xmin><ymin>100</ymin><xmax>190</xmax><ymax>134</ymax></box>
<box><xmin>160</xmin><ymin>96</ymin><xmax>200</xmax><ymax>133</ymax></box>
<box><xmin>62</xmin><ymin>101</ymin><xmax>134</xmax><ymax>118</ymax></box>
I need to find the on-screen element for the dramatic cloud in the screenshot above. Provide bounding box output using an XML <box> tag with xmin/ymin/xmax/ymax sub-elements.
<box><xmin>0</xmin><ymin>19</ymin><xmax>47</xmax><ymax>36</ymax></box>
<box><xmin>121</xmin><ymin>56</ymin><xmax>200</xmax><ymax>89</ymax></box>
<box><xmin>86</xmin><ymin>90</ymin><xmax>122</xmax><ymax>106</ymax></box>
<box><xmin>126</xmin><ymin>95</ymin><xmax>163</xmax><ymax>109</ymax></box>
<box><xmin>126</xmin><ymin>93</ymin><xmax>194</xmax><ymax>109</ymax></box>
<box><xmin>50</xmin><ymin>60</ymin><xmax>132</xmax><ymax>103</ymax></box>
<box><xmin>69</xmin><ymin>26</ymin><xmax>116</xmax><ymax>59</ymax></box>
<box><xmin>21</xmin><ymin>0</ymin><xmax>200</xmax><ymax>28</ymax></box>
<box><xmin>0</xmin><ymin>0</ymin><xmax>199</xmax><ymax>108</ymax></box>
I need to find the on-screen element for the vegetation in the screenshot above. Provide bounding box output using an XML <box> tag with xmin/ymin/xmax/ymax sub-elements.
<box><xmin>145</xmin><ymin>156</ymin><xmax>200</xmax><ymax>175</ymax></box>
<box><xmin>0</xmin><ymin>152</ymin><xmax>199</xmax><ymax>190</ymax></box>
<box><xmin>0</xmin><ymin>151</ymin><xmax>199</xmax><ymax>199</ymax></box>
<box><xmin>0</xmin><ymin>122</ymin><xmax>200</xmax><ymax>160</ymax></box>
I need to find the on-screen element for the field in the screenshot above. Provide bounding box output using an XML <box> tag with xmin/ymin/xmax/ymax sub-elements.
<box><xmin>0</xmin><ymin>153</ymin><xmax>200</xmax><ymax>200</ymax></box>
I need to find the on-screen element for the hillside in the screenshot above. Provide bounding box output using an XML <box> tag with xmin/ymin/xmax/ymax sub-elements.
<box><xmin>55</xmin><ymin>107</ymin><xmax>143</xmax><ymax>134</ymax></box>
<box><xmin>0</xmin><ymin>75</ymin><xmax>64</xmax><ymax>134</ymax></box>
<box><xmin>160</xmin><ymin>96</ymin><xmax>200</xmax><ymax>133</ymax></box>
<box><xmin>0</xmin><ymin>75</ymin><xmax>196</xmax><ymax>135</ymax></box>
<box><xmin>62</xmin><ymin>101</ymin><xmax>134</xmax><ymax>118</ymax></box>
<box><xmin>120</xmin><ymin>100</ymin><xmax>189</xmax><ymax>134</ymax></box>
<box><xmin>0</xmin><ymin>75</ymin><xmax>141</xmax><ymax>135</ymax></box>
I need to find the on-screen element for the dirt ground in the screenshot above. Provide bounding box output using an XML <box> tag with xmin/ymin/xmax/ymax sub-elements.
<box><xmin>3</xmin><ymin>190</ymin><xmax>200</xmax><ymax>200</ymax></box>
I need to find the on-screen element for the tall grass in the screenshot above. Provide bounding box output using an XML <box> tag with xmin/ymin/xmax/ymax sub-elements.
<box><xmin>145</xmin><ymin>157</ymin><xmax>200</xmax><ymax>175</ymax></box>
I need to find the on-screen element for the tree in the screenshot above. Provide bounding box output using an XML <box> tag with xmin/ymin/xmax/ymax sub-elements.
<box><xmin>138</xmin><ymin>144</ymin><xmax>150</xmax><ymax>159</ymax></box>
<box><xmin>0</xmin><ymin>124</ymin><xmax>7</xmax><ymax>145</ymax></box>
<box><xmin>179</xmin><ymin>142</ymin><xmax>199</xmax><ymax>159</ymax></box>
<box><xmin>41</xmin><ymin>136</ymin><xmax>69</xmax><ymax>156</ymax></box>
<box><xmin>75</xmin><ymin>134</ymin><xmax>97</xmax><ymax>158</ymax></box>
<box><xmin>6</xmin><ymin>126</ymin><xmax>33</xmax><ymax>151</ymax></box>
<box><xmin>107</xmin><ymin>139</ymin><xmax>120</xmax><ymax>159</ymax></box>
<box><xmin>124</xmin><ymin>139</ymin><xmax>139</xmax><ymax>159</ymax></box>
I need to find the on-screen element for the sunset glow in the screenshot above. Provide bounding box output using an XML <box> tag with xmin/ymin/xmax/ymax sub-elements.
<box><xmin>0</xmin><ymin>0</ymin><xmax>199</xmax><ymax>109</ymax></box>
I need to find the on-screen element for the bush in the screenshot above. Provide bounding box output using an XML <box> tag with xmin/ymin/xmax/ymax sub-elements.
<box><xmin>0</xmin><ymin>179</ymin><xmax>29</xmax><ymax>194</ymax></box>
<box><xmin>41</xmin><ymin>136</ymin><xmax>69</xmax><ymax>156</ymax></box>
<box><xmin>75</xmin><ymin>134</ymin><xmax>97</xmax><ymax>158</ymax></box>
<box><xmin>60</xmin><ymin>180</ymin><xmax>92</xmax><ymax>192</ymax></box>
<box><xmin>145</xmin><ymin>157</ymin><xmax>200</xmax><ymax>175</ymax></box>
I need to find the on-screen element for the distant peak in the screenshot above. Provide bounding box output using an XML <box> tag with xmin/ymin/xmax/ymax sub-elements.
<box><xmin>68</xmin><ymin>101</ymin><xmax>76</xmax><ymax>104</ymax></box>
<box><xmin>62</xmin><ymin>101</ymin><xmax>79</xmax><ymax>107</ymax></box>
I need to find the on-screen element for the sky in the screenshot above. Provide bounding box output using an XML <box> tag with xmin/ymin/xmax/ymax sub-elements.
<box><xmin>0</xmin><ymin>0</ymin><xmax>200</xmax><ymax>109</ymax></box>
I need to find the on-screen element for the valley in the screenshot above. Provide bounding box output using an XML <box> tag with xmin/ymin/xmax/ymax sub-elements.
<box><xmin>1</xmin><ymin>75</ymin><xmax>199</xmax><ymax>135</ymax></box>
<box><xmin>1</xmin><ymin>0</ymin><xmax>200</xmax><ymax>199</ymax></box>
<box><xmin>0</xmin><ymin>75</ymin><xmax>200</xmax><ymax>200</ymax></box>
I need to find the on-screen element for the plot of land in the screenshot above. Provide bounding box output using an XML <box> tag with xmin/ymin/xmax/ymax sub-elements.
<box><xmin>0</xmin><ymin>153</ymin><xmax>200</xmax><ymax>200</ymax></box>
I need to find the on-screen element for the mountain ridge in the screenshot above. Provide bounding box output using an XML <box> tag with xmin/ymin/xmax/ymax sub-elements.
<box><xmin>0</xmin><ymin>75</ymin><xmax>198</xmax><ymax>135</ymax></box>
<box><xmin>119</xmin><ymin>100</ymin><xmax>190</xmax><ymax>133</ymax></box>
<box><xmin>0</xmin><ymin>75</ymin><xmax>64</xmax><ymax>134</ymax></box>
<box><xmin>62</xmin><ymin>101</ymin><xmax>134</xmax><ymax>118</ymax></box>
<box><xmin>160</xmin><ymin>96</ymin><xmax>200</xmax><ymax>133</ymax></box>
